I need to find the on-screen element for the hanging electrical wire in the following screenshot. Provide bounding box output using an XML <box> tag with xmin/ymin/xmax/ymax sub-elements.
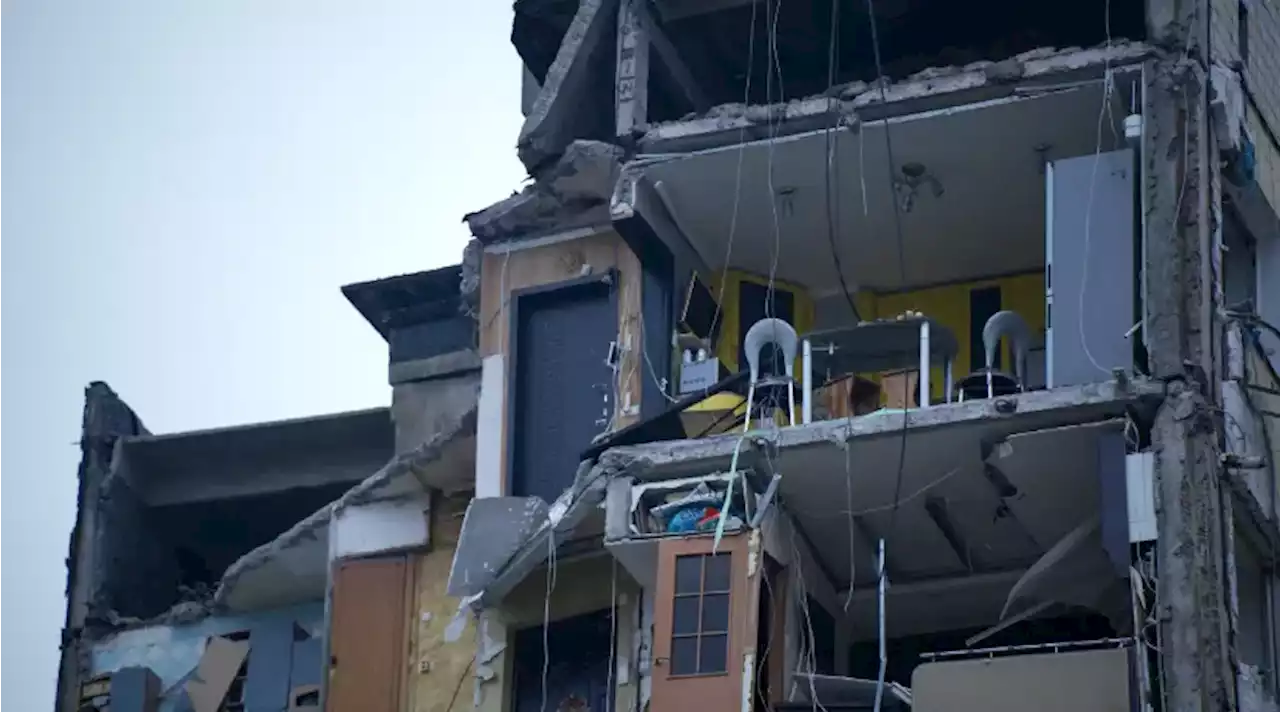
<box><xmin>787</xmin><ymin>515</ymin><xmax>829</xmax><ymax>712</ymax></box>
<box><xmin>823</xmin><ymin>0</ymin><xmax>861</xmax><ymax>322</ymax></box>
<box><xmin>764</xmin><ymin>0</ymin><xmax>786</xmax><ymax>325</ymax></box>
<box><xmin>859</xmin><ymin>0</ymin><xmax>912</xmax><ymax>541</ymax></box>
<box><xmin>705</xmin><ymin>0</ymin><xmax>763</xmax><ymax>344</ymax></box>
<box><xmin>539</xmin><ymin>529</ymin><xmax>558</xmax><ymax>712</ymax></box>
<box><xmin>605</xmin><ymin>558</ymin><xmax>618</xmax><ymax>712</ymax></box>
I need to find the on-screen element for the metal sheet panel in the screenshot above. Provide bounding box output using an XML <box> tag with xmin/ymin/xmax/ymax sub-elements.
<box><xmin>1046</xmin><ymin>149</ymin><xmax>1136</xmax><ymax>387</ymax></box>
<box><xmin>912</xmin><ymin>648</ymin><xmax>1130</xmax><ymax>712</ymax></box>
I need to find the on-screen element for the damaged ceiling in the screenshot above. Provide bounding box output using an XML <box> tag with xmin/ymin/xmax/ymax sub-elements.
<box><xmin>655</xmin><ymin>0</ymin><xmax>1145</xmax><ymax>112</ymax></box>
<box><xmin>643</xmin><ymin>82</ymin><xmax>1129</xmax><ymax>291</ymax></box>
<box><xmin>215</xmin><ymin>406</ymin><xmax>478</xmax><ymax>613</ymax></box>
<box><xmin>120</xmin><ymin>406</ymin><xmax>393</xmax><ymax>505</ymax></box>
<box><xmin>594</xmin><ymin>379</ymin><xmax>1157</xmax><ymax>633</ymax></box>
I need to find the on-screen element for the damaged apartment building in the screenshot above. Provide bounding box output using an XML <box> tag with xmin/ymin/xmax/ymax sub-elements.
<box><xmin>449</xmin><ymin>0</ymin><xmax>1280</xmax><ymax>711</ymax></box>
<box><xmin>55</xmin><ymin>0</ymin><xmax>1280</xmax><ymax>710</ymax></box>
<box><xmin>57</xmin><ymin>266</ymin><xmax>484</xmax><ymax>712</ymax></box>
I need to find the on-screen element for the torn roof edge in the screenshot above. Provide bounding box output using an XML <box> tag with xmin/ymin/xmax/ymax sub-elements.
<box><xmin>120</xmin><ymin>405</ymin><xmax>390</xmax><ymax>447</ymax></box>
<box><xmin>210</xmin><ymin>404</ymin><xmax>479</xmax><ymax>611</ymax></box>
<box><xmin>638</xmin><ymin>41</ymin><xmax>1154</xmax><ymax>154</ymax></box>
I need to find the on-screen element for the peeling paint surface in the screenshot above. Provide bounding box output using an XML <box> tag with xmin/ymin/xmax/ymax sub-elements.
<box><xmin>90</xmin><ymin>603</ymin><xmax>322</xmax><ymax>712</ymax></box>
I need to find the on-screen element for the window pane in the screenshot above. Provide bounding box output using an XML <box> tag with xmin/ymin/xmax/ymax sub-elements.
<box><xmin>699</xmin><ymin>634</ymin><xmax>728</xmax><ymax>673</ymax></box>
<box><xmin>673</xmin><ymin>597</ymin><xmax>700</xmax><ymax>635</ymax></box>
<box><xmin>675</xmin><ymin>555</ymin><xmax>702</xmax><ymax>594</ymax></box>
<box><xmin>704</xmin><ymin>553</ymin><xmax>732</xmax><ymax>592</ymax></box>
<box><xmin>671</xmin><ymin>637</ymin><xmax>698</xmax><ymax>675</ymax></box>
<box><xmin>700</xmin><ymin>594</ymin><xmax>729</xmax><ymax>633</ymax></box>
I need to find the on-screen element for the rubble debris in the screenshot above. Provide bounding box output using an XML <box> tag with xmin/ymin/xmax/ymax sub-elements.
<box><xmin>516</xmin><ymin>0</ymin><xmax>619</xmax><ymax>172</ymax></box>
<box><xmin>214</xmin><ymin>406</ymin><xmax>478</xmax><ymax>610</ymax></box>
<box><xmin>184</xmin><ymin>636</ymin><xmax>249</xmax><ymax>712</ymax></box>
<box><xmin>464</xmin><ymin>140</ymin><xmax>624</xmax><ymax>244</ymax></box>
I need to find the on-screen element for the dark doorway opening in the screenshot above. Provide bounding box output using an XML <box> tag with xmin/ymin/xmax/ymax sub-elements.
<box><xmin>513</xmin><ymin>608</ymin><xmax>617</xmax><ymax>712</ymax></box>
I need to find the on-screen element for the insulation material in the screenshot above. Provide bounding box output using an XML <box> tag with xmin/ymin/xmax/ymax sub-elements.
<box><xmin>409</xmin><ymin>495</ymin><xmax>479</xmax><ymax>712</ymax></box>
<box><xmin>184</xmin><ymin>636</ymin><xmax>249</xmax><ymax>712</ymax></box>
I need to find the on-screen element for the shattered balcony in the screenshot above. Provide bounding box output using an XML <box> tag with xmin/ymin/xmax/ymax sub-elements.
<box><xmin>608</xmin><ymin>40</ymin><xmax>1151</xmax><ymax>433</ymax></box>
<box><xmin>448</xmin><ymin>374</ymin><xmax>1165</xmax><ymax>712</ymax></box>
<box><xmin>600</xmin><ymin>375</ymin><xmax>1162</xmax><ymax>622</ymax></box>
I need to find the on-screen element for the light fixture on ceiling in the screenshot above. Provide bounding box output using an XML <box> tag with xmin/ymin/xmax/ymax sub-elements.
<box><xmin>893</xmin><ymin>162</ymin><xmax>944</xmax><ymax>213</ymax></box>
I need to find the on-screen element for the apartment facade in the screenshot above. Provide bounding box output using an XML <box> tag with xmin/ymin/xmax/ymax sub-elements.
<box><xmin>59</xmin><ymin>0</ymin><xmax>1280</xmax><ymax>710</ymax></box>
<box><xmin>448</xmin><ymin>1</ymin><xmax>1280</xmax><ymax>712</ymax></box>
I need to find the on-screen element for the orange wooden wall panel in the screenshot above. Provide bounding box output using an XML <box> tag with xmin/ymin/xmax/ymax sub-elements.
<box><xmin>327</xmin><ymin>556</ymin><xmax>411</xmax><ymax>712</ymax></box>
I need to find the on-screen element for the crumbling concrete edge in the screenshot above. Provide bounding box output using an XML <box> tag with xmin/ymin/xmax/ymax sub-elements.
<box><xmin>598</xmin><ymin>378</ymin><xmax>1166</xmax><ymax>480</ymax></box>
<box><xmin>466</xmin><ymin>457</ymin><xmax>626</xmax><ymax>611</ymax></box>
<box><xmin>210</xmin><ymin>405</ymin><xmax>479</xmax><ymax>610</ymax></box>
<box><xmin>464</xmin><ymin>140</ymin><xmax>624</xmax><ymax>245</ymax></box>
<box><xmin>59</xmin><ymin>382</ymin><xmax>150</xmax><ymax>712</ymax></box>
<box><xmin>517</xmin><ymin>0</ymin><xmax>620</xmax><ymax>172</ymax></box>
<box><xmin>638</xmin><ymin>41</ymin><xmax>1155</xmax><ymax>155</ymax></box>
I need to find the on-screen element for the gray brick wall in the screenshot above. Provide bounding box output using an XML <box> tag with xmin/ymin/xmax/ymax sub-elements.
<box><xmin>1212</xmin><ymin>0</ymin><xmax>1280</xmax><ymax>156</ymax></box>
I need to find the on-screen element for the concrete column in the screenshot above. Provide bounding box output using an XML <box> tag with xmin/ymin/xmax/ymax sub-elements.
<box><xmin>1143</xmin><ymin>49</ymin><xmax>1238</xmax><ymax>711</ymax></box>
<box><xmin>615</xmin><ymin>0</ymin><xmax>650</xmax><ymax>138</ymax></box>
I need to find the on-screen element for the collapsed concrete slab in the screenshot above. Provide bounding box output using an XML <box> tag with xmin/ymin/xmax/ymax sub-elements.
<box><xmin>446</xmin><ymin>497</ymin><xmax>550</xmax><ymax>599</ymax></box>
<box><xmin>449</xmin><ymin>378</ymin><xmax>1164</xmax><ymax>613</ymax></box>
<box><xmin>463</xmin><ymin>140</ymin><xmax>624</xmax><ymax>244</ymax></box>
<box><xmin>597</xmin><ymin>378</ymin><xmax>1162</xmax><ymax>481</ymax></box>
<box><xmin>517</xmin><ymin>0</ymin><xmax>620</xmax><ymax>172</ymax></box>
<box><xmin>447</xmin><ymin>458</ymin><xmax>623</xmax><ymax>610</ymax></box>
<box><xmin>213</xmin><ymin>406</ymin><xmax>477</xmax><ymax>613</ymax></box>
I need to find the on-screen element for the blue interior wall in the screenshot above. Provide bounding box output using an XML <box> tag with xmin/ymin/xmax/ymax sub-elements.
<box><xmin>90</xmin><ymin>602</ymin><xmax>323</xmax><ymax>712</ymax></box>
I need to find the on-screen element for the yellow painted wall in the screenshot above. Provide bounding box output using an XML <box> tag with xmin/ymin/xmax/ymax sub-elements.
<box><xmin>476</xmin><ymin>556</ymin><xmax>640</xmax><ymax>712</ymax></box>
<box><xmin>407</xmin><ymin>493</ymin><xmax>475</xmax><ymax>712</ymax></box>
<box><xmin>860</xmin><ymin>272</ymin><xmax>1046</xmax><ymax>402</ymax></box>
<box><xmin>710</xmin><ymin>270</ymin><xmax>815</xmax><ymax>375</ymax></box>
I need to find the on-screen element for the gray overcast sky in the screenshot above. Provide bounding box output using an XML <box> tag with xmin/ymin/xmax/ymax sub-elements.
<box><xmin>2</xmin><ymin>1</ymin><xmax>526</xmax><ymax>707</ymax></box>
